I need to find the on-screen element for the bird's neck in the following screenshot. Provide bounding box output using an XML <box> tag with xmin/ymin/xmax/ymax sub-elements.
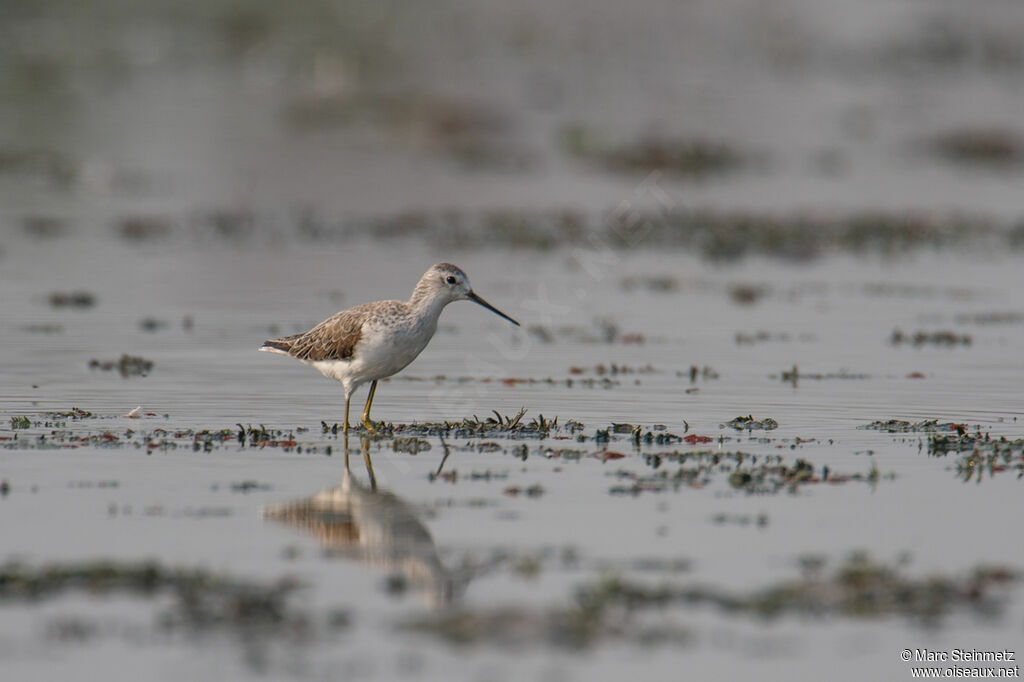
<box><xmin>407</xmin><ymin>289</ymin><xmax>448</xmax><ymax>324</ymax></box>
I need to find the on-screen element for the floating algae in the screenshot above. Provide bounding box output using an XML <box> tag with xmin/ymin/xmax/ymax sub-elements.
<box><xmin>402</xmin><ymin>553</ymin><xmax>1019</xmax><ymax>648</ymax></box>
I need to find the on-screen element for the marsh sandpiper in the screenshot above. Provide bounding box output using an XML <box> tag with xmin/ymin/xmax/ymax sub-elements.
<box><xmin>260</xmin><ymin>263</ymin><xmax>520</xmax><ymax>433</ymax></box>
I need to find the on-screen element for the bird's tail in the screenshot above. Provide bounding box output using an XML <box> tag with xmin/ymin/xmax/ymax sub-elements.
<box><xmin>259</xmin><ymin>335</ymin><xmax>300</xmax><ymax>356</ymax></box>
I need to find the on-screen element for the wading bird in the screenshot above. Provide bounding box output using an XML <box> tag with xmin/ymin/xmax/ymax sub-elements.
<box><xmin>260</xmin><ymin>263</ymin><xmax>519</xmax><ymax>433</ymax></box>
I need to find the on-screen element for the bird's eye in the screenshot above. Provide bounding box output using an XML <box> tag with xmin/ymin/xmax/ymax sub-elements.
<box><xmin>446</xmin><ymin>276</ymin><xmax>457</xmax><ymax>285</ymax></box>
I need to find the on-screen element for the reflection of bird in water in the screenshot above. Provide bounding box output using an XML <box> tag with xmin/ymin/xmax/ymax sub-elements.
<box><xmin>264</xmin><ymin>437</ymin><xmax>461</xmax><ymax>608</ymax></box>
<box><xmin>259</xmin><ymin>263</ymin><xmax>519</xmax><ymax>434</ymax></box>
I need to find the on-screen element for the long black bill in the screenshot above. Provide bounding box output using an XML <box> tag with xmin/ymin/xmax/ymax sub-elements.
<box><xmin>468</xmin><ymin>291</ymin><xmax>520</xmax><ymax>326</ymax></box>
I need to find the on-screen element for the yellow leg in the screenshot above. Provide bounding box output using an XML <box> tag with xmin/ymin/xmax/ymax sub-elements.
<box><xmin>361</xmin><ymin>380</ymin><xmax>379</xmax><ymax>433</ymax></box>
<box><xmin>343</xmin><ymin>393</ymin><xmax>351</xmax><ymax>435</ymax></box>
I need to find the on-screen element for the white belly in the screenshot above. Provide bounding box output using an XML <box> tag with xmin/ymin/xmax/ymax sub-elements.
<box><xmin>310</xmin><ymin>318</ymin><xmax>435</xmax><ymax>392</ymax></box>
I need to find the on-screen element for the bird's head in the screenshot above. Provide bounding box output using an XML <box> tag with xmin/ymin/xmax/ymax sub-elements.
<box><xmin>418</xmin><ymin>263</ymin><xmax>520</xmax><ymax>326</ymax></box>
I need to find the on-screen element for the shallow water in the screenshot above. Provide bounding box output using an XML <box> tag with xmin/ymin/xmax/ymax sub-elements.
<box><xmin>3</xmin><ymin>233</ymin><xmax>1024</xmax><ymax>681</ymax></box>
<box><xmin>3</xmin><ymin>1</ymin><xmax>1024</xmax><ymax>680</ymax></box>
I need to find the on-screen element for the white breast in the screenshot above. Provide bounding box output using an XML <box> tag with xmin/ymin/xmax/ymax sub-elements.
<box><xmin>354</xmin><ymin>318</ymin><xmax>435</xmax><ymax>380</ymax></box>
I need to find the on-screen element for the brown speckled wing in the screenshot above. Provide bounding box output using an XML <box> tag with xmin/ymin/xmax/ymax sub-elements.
<box><xmin>269</xmin><ymin>309</ymin><xmax>366</xmax><ymax>362</ymax></box>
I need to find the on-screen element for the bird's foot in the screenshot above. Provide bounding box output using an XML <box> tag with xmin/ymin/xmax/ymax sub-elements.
<box><xmin>361</xmin><ymin>418</ymin><xmax>379</xmax><ymax>434</ymax></box>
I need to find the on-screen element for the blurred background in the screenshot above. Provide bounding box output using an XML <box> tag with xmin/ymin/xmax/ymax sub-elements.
<box><xmin>4</xmin><ymin>0</ymin><xmax>1024</xmax><ymax>237</ymax></box>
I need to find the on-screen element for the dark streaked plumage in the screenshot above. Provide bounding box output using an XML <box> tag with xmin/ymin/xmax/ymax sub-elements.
<box><xmin>263</xmin><ymin>306</ymin><xmax>373</xmax><ymax>362</ymax></box>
